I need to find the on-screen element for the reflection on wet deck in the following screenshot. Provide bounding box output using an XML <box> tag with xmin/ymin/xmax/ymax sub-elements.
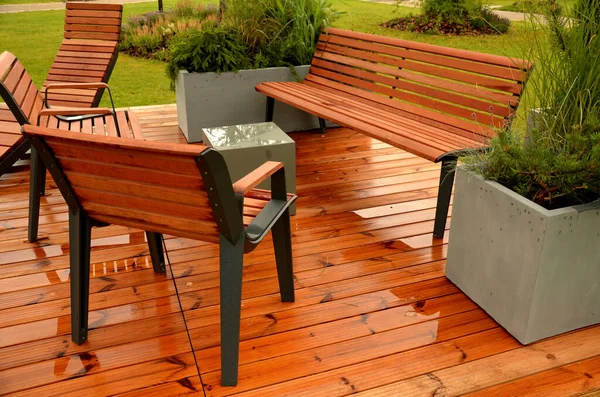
<box><xmin>1</xmin><ymin>104</ymin><xmax>599</xmax><ymax>396</ymax></box>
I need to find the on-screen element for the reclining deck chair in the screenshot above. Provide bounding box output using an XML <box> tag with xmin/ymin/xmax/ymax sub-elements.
<box><xmin>44</xmin><ymin>2</ymin><xmax>123</xmax><ymax>108</ymax></box>
<box><xmin>22</xmin><ymin>124</ymin><xmax>297</xmax><ymax>387</ymax></box>
<box><xmin>0</xmin><ymin>2</ymin><xmax>123</xmax><ymax>176</ymax></box>
<box><xmin>0</xmin><ymin>51</ymin><xmax>142</xmax><ymax>242</ymax></box>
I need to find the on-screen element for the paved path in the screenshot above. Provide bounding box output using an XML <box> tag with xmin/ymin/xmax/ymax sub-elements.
<box><xmin>361</xmin><ymin>0</ymin><xmax>532</xmax><ymax>22</ymax></box>
<box><xmin>0</xmin><ymin>0</ymin><xmax>152</xmax><ymax>14</ymax></box>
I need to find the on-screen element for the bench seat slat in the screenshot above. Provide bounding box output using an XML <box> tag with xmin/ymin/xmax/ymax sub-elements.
<box><xmin>303</xmin><ymin>73</ymin><xmax>496</xmax><ymax>137</ymax></box>
<box><xmin>289</xmin><ymin>82</ymin><xmax>486</xmax><ymax>150</ymax></box>
<box><xmin>268</xmin><ymin>82</ymin><xmax>485</xmax><ymax>154</ymax></box>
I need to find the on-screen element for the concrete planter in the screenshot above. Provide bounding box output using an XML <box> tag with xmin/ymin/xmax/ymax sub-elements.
<box><xmin>446</xmin><ymin>168</ymin><xmax>600</xmax><ymax>344</ymax></box>
<box><xmin>176</xmin><ymin>65</ymin><xmax>334</xmax><ymax>142</ymax></box>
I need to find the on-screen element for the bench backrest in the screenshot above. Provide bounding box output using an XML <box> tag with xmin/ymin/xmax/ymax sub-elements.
<box><xmin>22</xmin><ymin>125</ymin><xmax>245</xmax><ymax>244</ymax></box>
<box><xmin>0</xmin><ymin>52</ymin><xmax>43</xmax><ymax>126</ymax></box>
<box><xmin>45</xmin><ymin>2</ymin><xmax>123</xmax><ymax>107</ymax></box>
<box><xmin>309</xmin><ymin>28</ymin><xmax>533</xmax><ymax>139</ymax></box>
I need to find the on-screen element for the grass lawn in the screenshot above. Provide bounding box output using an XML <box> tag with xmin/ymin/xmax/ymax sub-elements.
<box><xmin>0</xmin><ymin>0</ymin><xmax>538</xmax><ymax>108</ymax></box>
<box><xmin>495</xmin><ymin>0</ymin><xmax>576</xmax><ymax>12</ymax></box>
<box><xmin>0</xmin><ymin>0</ymin><xmax>64</xmax><ymax>4</ymax></box>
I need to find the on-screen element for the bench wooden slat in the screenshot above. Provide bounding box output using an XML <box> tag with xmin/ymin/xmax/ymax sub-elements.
<box><xmin>2</xmin><ymin>61</ymin><xmax>24</xmax><ymax>95</ymax></box>
<box><xmin>313</xmin><ymin>51</ymin><xmax>515</xmax><ymax>112</ymax></box>
<box><xmin>291</xmin><ymin>82</ymin><xmax>487</xmax><ymax>150</ymax></box>
<box><xmin>48</xmin><ymin>63</ymin><xmax>108</xmax><ymax>72</ymax></box>
<box><xmin>65</xmin><ymin>17</ymin><xmax>122</xmax><ymax>26</ymax></box>
<box><xmin>315</xmin><ymin>42</ymin><xmax>524</xmax><ymax>96</ymax></box>
<box><xmin>51</xmin><ymin>56</ymin><xmax>112</xmax><ymax>65</ymax></box>
<box><xmin>326</xmin><ymin>27</ymin><xmax>533</xmax><ymax>71</ymax></box>
<box><xmin>65</xmin><ymin>9</ymin><xmax>122</xmax><ymax>19</ymax></box>
<box><xmin>64</xmin><ymin>24</ymin><xmax>121</xmax><ymax>34</ymax></box>
<box><xmin>64</xmin><ymin>32</ymin><xmax>120</xmax><ymax>41</ymax></box>
<box><xmin>47</xmin><ymin>69</ymin><xmax>105</xmax><ymax>78</ymax></box>
<box><xmin>270</xmin><ymin>82</ymin><xmax>484</xmax><ymax>154</ymax></box>
<box><xmin>66</xmin><ymin>2</ymin><xmax>122</xmax><ymax>11</ymax></box>
<box><xmin>0</xmin><ymin>52</ymin><xmax>16</xmax><ymax>81</ymax></box>
<box><xmin>310</xmin><ymin>59</ymin><xmax>510</xmax><ymax>121</ymax></box>
<box><xmin>56</xmin><ymin>51</ymin><xmax>113</xmax><ymax>59</ymax></box>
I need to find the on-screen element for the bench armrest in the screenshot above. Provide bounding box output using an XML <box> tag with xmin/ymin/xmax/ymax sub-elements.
<box><xmin>38</xmin><ymin>107</ymin><xmax>114</xmax><ymax>117</ymax></box>
<box><xmin>233</xmin><ymin>161</ymin><xmax>284</xmax><ymax>195</ymax></box>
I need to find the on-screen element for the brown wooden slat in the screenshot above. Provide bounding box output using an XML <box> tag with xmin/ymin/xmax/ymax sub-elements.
<box><xmin>315</xmin><ymin>42</ymin><xmax>524</xmax><ymax>96</ymax></box>
<box><xmin>64</xmin><ymin>32</ymin><xmax>120</xmax><ymax>41</ymax></box>
<box><xmin>55</xmin><ymin>50</ymin><xmax>113</xmax><ymax>59</ymax></box>
<box><xmin>64</xmin><ymin>24</ymin><xmax>121</xmax><ymax>34</ymax></box>
<box><xmin>65</xmin><ymin>9</ymin><xmax>122</xmax><ymax>19</ymax></box>
<box><xmin>326</xmin><ymin>27</ymin><xmax>533</xmax><ymax>69</ymax></box>
<box><xmin>313</xmin><ymin>52</ymin><xmax>514</xmax><ymax>115</ymax></box>
<box><xmin>47</xmin><ymin>69</ymin><xmax>105</xmax><ymax>78</ymax></box>
<box><xmin>0</xmin><ymin>52</ymin><xmax>16</xmax><ymax>81</ymax></box>
<box><xmin>66</xmin><ymin>2</ymin><xmax>123</xmax><ymax>11</ymax></box>
<box><xmin>51</xmin><ymin>56</ymin><xmax>112</xmax><ymax>65</ymax></box>
<box><xmin>116</xmin><ymin>111</ymin><xmax>132</xmax><ymax>139</ymax></box>
<box><xmin>48</xmin><ymin>63</ymin><xmax>108</xmax><ymax>72</ymax></box>
<box><xmin>2</xmin><ymin>61</ymin><xmax>24</xmax><ymax>94</ymax></box>
<box><xmin>65</xmin><ymin>17</ymin><xmax>122</xmax><ymax>26</ymax></box>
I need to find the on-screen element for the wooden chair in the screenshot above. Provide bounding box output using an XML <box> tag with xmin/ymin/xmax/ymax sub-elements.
<box><xmin>0</xmin><ymin>51</ymin><xmax>142</xmax><ymax>242</ymax></box>
<box><xmin>256</xmin><ymin>28</ymin><xmax>535</xmax><ymax>238</ymax></box>
<box><xmin>0</xmin><ymin>2</ymin><xmax>123</xmax><ymax>177</ymax></box>
<box><xmin>44</xmin><ymin>2</ymin><xmax>123</xmax><ymax>108</ymax></box>
<box><xmin>21</xmin><ymin>124</ymin><xmax>297</xmax><ymax>386</ymax></box>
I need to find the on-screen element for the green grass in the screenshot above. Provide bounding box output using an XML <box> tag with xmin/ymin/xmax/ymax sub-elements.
<box><xmin>495</xmin><ymin>0</ymin><xmax>576</xmax><ymax>12</ymax></box>
<box><xmin>0</xmin><ymin>0</ymin><xmax>537</xmax><ymax>108</ymax></box>
<box><xmin>1</xmin><ymin>0</ymin><xmax>65</xmax><ymax>4</ymax></box>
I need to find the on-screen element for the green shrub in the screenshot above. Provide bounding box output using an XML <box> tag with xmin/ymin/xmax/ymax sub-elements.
<box><xmin>421</xmin><ymin>0</ymin><xmax>470</xmax><ymax>24</ymax></box>
<box><xmin>165</xmin><ymin>26</ymin><xmax>250</xmax><ymax>89</ymax></box>
<box><xmin>120</xmin><ymin>2</ymin><xmax>219</xmax><ymax>60</ymax></box>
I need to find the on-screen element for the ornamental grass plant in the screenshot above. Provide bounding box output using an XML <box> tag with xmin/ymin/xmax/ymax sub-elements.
<box><xmin>462</xmin><ymin>0</ymin><xmax>600</xmax><ymax>209</ymax></box>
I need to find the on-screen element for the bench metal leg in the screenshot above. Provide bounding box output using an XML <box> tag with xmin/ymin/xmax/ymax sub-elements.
<box><xmin>433</xmin><ymin>158</ymin><xmax>457</xmax><ymax>239</ymax></box>
<box><xmin>69</xmin><ymin>209</ymin><xmax>92</xmax><ymax>345</ymax></box>
<box><xmin>219</xmin><ymin>232</ymin><xmax>245</xmax><ymax>386</ymax></box>
<box><xmin>318</xmin><ymin>118</ymin><xmax>327</xmax><ymax>134</ymax></box>
<box><xmin>146</xmin><ymin>231</ymin><xmax>166</xmax><ymax>274</ymax></box>
<box><xmin>272</xmin><ymin>208</ymin><xmax>295</xmax><ymax>302</ymax></box>
<box><xmin>28</xmin><ymin>148</ymin><xmax>44</xmax><ymax>242</ymax></box>
<box><xmin>265</xmin><ymin>96</ymin><xmax>275</xmax><ymax>122</ymax></box>
<box><xmin>0</xmin><ymin>140</ymin><xmax>29</xmax><ymax>177</ymax></box>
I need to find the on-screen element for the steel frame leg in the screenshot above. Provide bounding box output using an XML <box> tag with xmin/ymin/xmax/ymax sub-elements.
<box><xmin>272</xmin><ymin>208</ymin><xmax>295</xmax><ymax>302</ymax></box>
<box><xmin>433</xmin><ymin>158</ymin><xmax>457</xmax><ymax>239</ymax></box>
<box><xmin>219</xmin><ymin>232</ymin><xmax>245</xmax><ymax>386</ymax></box>
<box><xmin>318</xmin><ymin>118</ymin><xmax>327</xmax><ymax>134</ymax></box>
<box><xmin>265</xmin><ymin>97</ymin><xmax>275</xmax><ymax>122</ymax></box>
<box><xmin>28</xmin><ymin>148</ymin><xmax>45</xmax><ymax>242</ymax></box>
<box><xmin>69</xmin><ymin>209</ymin><xmax>92</xmax><ymax>345</ymax></box>
<box><xmin>146</xmin><ymin>231</ymin><xmax>166</xmax><ymax>274</ymax></box>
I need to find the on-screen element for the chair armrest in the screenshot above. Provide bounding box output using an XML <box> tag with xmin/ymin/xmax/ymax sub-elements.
<box><xmin>233</xmin><ymin>161</ymin><xmax>284</xmax><ymax>195</ymax></box>
<box><xmin>45</xmin><ymin>82</ymin><xmax>110</xmax><ymax>91</ymax></box>
<box><xmin>38</xmin><ymin>107</ymin><xmax>114</xmax><ymax>117</ymax></box>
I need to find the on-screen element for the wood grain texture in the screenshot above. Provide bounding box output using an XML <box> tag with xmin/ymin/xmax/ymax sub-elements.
<box><xmin>0</xmin><ymin>105</ymin><xmax>597</xmax><ymax>397</ymax></box>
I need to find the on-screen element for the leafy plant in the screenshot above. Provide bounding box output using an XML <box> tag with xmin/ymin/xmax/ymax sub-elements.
<box><xmin>463</xmin><ymin>0</ymin><xmax>600</xmax><ymax>209</ymax></box>
<box><xmin>165</xmin><ymin>26</ymin><xmax>250</xmax><ymax>89</ymax></box>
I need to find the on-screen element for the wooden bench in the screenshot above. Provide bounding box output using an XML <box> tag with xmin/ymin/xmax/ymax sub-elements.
<box><xmin>256</xmin><ymin>28</ymin><xmax>534</xmax><ymax>238</ymax></box>
<box><xmin>21</xmin><ymin>124</ymin><xmax>297</xmax><ymax>387</ymax></box>
<box><xmin>0</xmin><ymin>51</ymin><xmax>142</xmax><ymax>241</ymax></box>
<box><xmin>44</xmin><ymin>2</ymin><xmax>123</xmax><ymax>108</ymax></box>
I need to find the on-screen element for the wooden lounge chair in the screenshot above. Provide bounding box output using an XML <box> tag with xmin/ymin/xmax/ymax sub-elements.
<box><xmin>44</xmin><ymin>2</ymin><xmax>123</xmax><ymax>108</ymax></box>
<box><xmin>0</xmin><ymin>2</ymin><xmax>123</xmax><ymax>177</ymax></box>
<box><xmin>0</xmin><ymin>51</ymin><xmax>142</xmax><ymax>242</ymax></box>
<box><xmin>21</xmin><ymin>124</ymin><xmax>297</xmax><ymax>387</ymax></box>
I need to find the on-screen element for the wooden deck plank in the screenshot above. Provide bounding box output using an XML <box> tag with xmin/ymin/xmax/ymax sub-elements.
<box><xmin>0</xmin><ymin>104</ymin><xmax>598</xmax><ymax>396</ymax></box>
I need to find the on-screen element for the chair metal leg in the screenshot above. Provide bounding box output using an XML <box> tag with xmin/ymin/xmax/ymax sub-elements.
<box><xmin>265</xmin><ymin>97</ymin><xmax>275</xmax><ymax>122</ymax></box>
<box><xmin>318</xmin><ymin>118</ymin><xmax>327</xmax><ymax>134</ymax></box>
<box><xmin>146</xmin><ymin>231</ymin><xmax>166</xmax><ymax>274</ymax></box>
<box><xmin>39</xmin><ymin>161</ymin><xmax>47</xmax><ymax>196</ymax></box>
<box><xmin>433</xmin><ymin>158</ymin><xmax>457</xmax><ymax>239</ymax></box>
<box><xmin>219</xmin><ymin>232</ymin><xmax>245</xmax><ymax>386</ymax></box>
<box><xmin>272</xmin><ymin>208</ymin><xmax>295</xmax><ymax>302</ymax></box>
<box><xmin>28</xmin><ymin>148</ymin><xmax>44</xmax><ymax>242</ymax></box>
<box><xmin>69</xmin><ymin>209</ymin><xmax>92</xmax><ymax>345</ymax></box>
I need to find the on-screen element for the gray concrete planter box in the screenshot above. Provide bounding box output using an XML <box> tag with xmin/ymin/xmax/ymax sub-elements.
<box><xmin>176</xmin><ymin>65</ymin><xmax>334</xmax><ymax>142</ymax></box>
<box><xmin>446</xmin><ymin>168</ymin><xmax>600</xmax><ymax>344</ymax></box>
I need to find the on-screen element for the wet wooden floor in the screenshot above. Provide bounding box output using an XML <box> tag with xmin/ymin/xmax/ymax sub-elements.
<box><xmin>1</xmin><ymin>104</ymin><xmax>599</xmax><ymax>396</ymax></box>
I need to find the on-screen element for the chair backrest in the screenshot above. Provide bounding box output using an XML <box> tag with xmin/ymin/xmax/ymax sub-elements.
<box><xmin>21</xmin><ymin>125</ymin><xmax>246</xmax><ymax>244</ymax></box>
<box><xmin>44</xmin><ymin>2</ymin><xmax>123</xmax><ymax>107</ymax></box>
<box><xmin>309</xmin><ymin>28</ymin><xmax>534</xmax><ymax>138</ymax></box>
<box><xmin>0</xmin><ymin>51</ymin><xmax>43</xmax><ymax>126</ymax></box>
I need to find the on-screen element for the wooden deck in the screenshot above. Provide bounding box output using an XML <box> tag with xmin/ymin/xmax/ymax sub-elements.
<box><xmin>1</xmin><ymin>104</ymin><xmax>599</xmax><ymax>396</ymax></box>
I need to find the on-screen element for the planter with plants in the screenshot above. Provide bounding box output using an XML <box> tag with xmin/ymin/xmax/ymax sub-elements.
<box><xmin>445</xmin><ymin>0</ymin><xmax>600</xmax><ymax>345</ymax></box>
<box><xmin>162</xmin><ymin>0</ymin><xmax>337</xmax><ymax>141</ymax></box>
